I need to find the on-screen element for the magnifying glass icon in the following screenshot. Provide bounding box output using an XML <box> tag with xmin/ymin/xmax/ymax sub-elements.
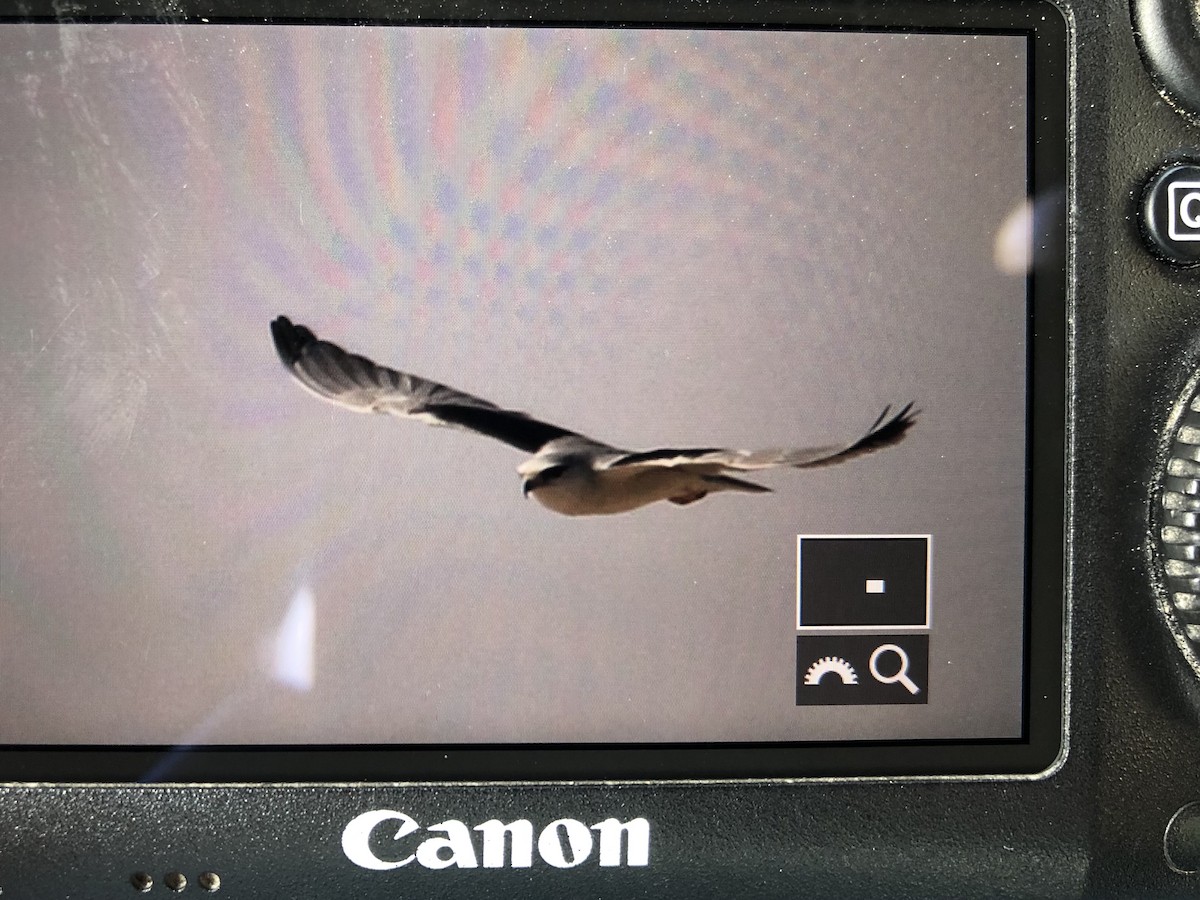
<box><xmin>869</xmin><ymin>644</ymin><xmax>920</xmax><ymax>695</ymax></box>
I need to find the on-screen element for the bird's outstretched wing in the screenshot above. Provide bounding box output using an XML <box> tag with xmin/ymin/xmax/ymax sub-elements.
<box><xmin>270</xmin><ymin>316</ymin><xmax>584</xmax><ymax>454</ymax></box>
<box><xmin>603</xmin><ymin>403</ymin><xmax>918</xmax><ymax>472</ymax></box>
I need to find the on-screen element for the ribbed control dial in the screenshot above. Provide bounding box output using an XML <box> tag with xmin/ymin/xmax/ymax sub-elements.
<box><xmin>1158</xmin><ymin>369</ymin><xmax>1200</xmax><ymax>679</ymax></box>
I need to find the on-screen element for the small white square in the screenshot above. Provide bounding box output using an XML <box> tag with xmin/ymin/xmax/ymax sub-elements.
<box><xmin>865</xmin><ymin>579</ymin><xmax>886</xmax><ymax>594</ymax></box>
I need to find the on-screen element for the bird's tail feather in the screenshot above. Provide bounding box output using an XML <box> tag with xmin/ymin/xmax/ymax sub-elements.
<box><xmin>700</xmin><ymin>474</ymin><xmax>772</xmax><ymax>493</ymax></box>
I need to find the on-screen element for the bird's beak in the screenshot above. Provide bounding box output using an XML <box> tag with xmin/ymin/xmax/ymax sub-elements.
<box><xmin>522</xmin><ymin>478</ymin><xmax>534</xmax><ymax>498</ymax></box>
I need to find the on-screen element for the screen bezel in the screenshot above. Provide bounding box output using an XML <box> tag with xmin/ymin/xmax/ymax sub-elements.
<box><xmin>0</xmin><ymin>0</ymin><xmax>1069</xmax><ymax>783</ymax></box>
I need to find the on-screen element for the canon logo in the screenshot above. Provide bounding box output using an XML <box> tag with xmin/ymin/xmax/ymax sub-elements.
<box><xmin>342</xmin><ymin>810</ymin><xmax>651</xmax><ymax>871</ymax></box>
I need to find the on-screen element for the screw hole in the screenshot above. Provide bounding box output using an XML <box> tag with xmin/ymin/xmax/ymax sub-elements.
<box><xmin>130</xmin><ymin>872</ymin><xmax>153</xmax><ymax>892</ymax></box>
<box><xmin>164</xmin><ymin>871</ymin><xmax>187</xmax><ymax>892</ymax></box>
<box><xmin>198</xmin><ymin>871</ymin><xmax>222</xmax><ymax>893</ymax></box>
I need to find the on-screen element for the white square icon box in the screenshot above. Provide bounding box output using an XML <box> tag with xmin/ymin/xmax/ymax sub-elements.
<box><xmin>1168</xmin><ymin>181</ymin><xmax>1200</xmax><ymax>242</ymax></box>
<box><xmin>796</xmin><ymin>535</ymin><xmax>932</xmax><ymax>631</ymax></box>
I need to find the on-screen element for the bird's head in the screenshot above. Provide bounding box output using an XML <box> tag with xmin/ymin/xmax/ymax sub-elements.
<box><xmin>518</xmin><ymin>454</ymin><xmax>585</xmax><ymax>498</ymax></box>
<box><xmin>522</xmin><ymin>464</ymin><xmax>568</xmax><ymax>497</ymax></box>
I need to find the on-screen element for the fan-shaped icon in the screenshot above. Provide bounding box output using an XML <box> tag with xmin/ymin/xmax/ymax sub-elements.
<box><xmin>803</xmin><ymin>656</ymin><xmax>859</xmax><ymax>685</ymax></box>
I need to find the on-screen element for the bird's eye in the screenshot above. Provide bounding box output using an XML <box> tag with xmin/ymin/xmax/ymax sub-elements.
<box><xmin>539</xmin><ymin>465</ymin><xmax>566</xmax><ymax>483</ymax></box>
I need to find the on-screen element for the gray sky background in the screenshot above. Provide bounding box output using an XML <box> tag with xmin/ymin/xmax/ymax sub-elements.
<box><xmin>0</xmin><ymin>25</ymin><xmax>1029</xmax><ymax>744</ymax></box>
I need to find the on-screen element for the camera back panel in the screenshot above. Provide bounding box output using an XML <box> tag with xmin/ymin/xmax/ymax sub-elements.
<box><xmin>0</xmin><ymin>0</ymin><xmax>1197</xmax><ymax>896</ymax></box>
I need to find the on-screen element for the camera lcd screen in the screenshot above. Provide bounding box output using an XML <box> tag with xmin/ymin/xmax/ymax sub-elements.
<box><xmin>0</xmin><ymin>6</ymin><xmax>1067</xmax><ymax>780</ymax></box>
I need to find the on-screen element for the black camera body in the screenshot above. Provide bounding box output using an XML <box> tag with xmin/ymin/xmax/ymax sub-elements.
<box><xmin>1</xmin><ymin>0</ymin><xmax>1198</xmax><ymax>896</ymax></box>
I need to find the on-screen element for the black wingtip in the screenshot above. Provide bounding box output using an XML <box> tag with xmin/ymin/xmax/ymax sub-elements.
<box><xmin>863</xmin><ymin>401</ymin><xmax>919</xmax><ymax>449</ymax></box>
<box><xmin>793</xmin><ymin>402</ymin><xmax>919</xmax><ymax>469</ymax></box>
<box><xmin>270</xmin><ymin>315</ymin><xmax>318</xmax><ymax>369</ymax></box>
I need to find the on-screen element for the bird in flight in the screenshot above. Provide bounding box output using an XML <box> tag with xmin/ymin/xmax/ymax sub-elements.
<box><xmin>270</xmin><ymin>316</ymin><xmax>917</xmax><ymax>517</ymax></box>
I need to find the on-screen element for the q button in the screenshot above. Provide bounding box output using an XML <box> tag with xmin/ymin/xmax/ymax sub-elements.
<box><xmin>1140</xmin><ymin>162</ymin><xmax>1200</xmax><ymax>266</ymax></box>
